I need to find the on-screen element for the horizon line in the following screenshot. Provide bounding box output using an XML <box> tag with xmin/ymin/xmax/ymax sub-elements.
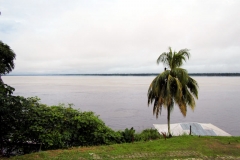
<box><xmin>5</xmin><ymin>73</ymin><xmax>240</xmax><ymax>76</ymax></box>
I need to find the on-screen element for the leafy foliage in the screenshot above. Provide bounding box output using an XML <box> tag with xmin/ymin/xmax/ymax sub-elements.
<box><xmin>0</xmin><ymin>81</ymin><xmax>162</xmax><ymax>156</ymax></box>
<box><xmin>0</xmin><ymin>86</ymin><xmax>161</xmax><ymax>156</ymax></box>
<box><xmin>0</xmin><ymin>41</ymin><xmax>16</xmax><ymax>75</ymax></box>
<box><xmin>0</xmin><ymin>83</ymin><xmax>122</xmax><ymax>156</ymax></box>
<box><xmin>0</xmin><ymin>83</ymin><xmax>28</xmax><ymax>155</ymax></box>
<box><xmin>120</xmin><ymin>127</ymin><xmax>135</xmax><ymax>143</ymax></box>
<box><xmin>118</xmin><ymin>128</ymin><xmax>162</xmax><ymax>143</ymax></box>
<box><xmin>134</xmin><ymin>128</ymin><xmax>161</xmax><ymax>141</ymax></box>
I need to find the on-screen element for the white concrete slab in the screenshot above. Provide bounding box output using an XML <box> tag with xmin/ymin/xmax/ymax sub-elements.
<box><xmin>153</xmin><ymin>122</ymin><xmax>231</xmax><ymax>136</ymax></box>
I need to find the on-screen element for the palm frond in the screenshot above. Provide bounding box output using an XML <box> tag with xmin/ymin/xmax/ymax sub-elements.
<box><xmin>186</xmin><ymin>77</ymin><xmax>198</xmax><ymax>99</ymax></box>
<box><xmin>157</xmin><ymin>52</ymin><xmax>168</xmax><ymax>66</ymax></box>
<box><xmin>149</xmin><ymin>46</ymin><xmax>198</xmax><ymax>121</ymax></box>
<box><xmin>178</xmin><ymin>103</ymin><xmax>187</xmax><ymax>117</ymax></box>
<box><xmin>178</xmin><ymin>48</ymin><xmax>190</xmax><ymax>59</ymax></box>
<box><xmin>171</xmin><ymin>68</ymin><xmax>188</xmax><ymax>86</ymax></box>
<box><xmin>157</xmin><ymin>47</ymin><xmax>190</xmax><ymax>70</ymax></box>
<box><xmin>182</xmin><ymin>86</ymin><xmax>196</xmax><ymax>111</ymax></box>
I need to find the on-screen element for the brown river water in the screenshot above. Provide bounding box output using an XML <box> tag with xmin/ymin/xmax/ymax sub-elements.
<box><xmin>2</xmin><ymin>76</ymin><xmax>240</xmax><ymax>136</ymax></box>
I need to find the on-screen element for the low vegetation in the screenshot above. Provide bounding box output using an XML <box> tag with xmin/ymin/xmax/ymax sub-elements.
<box><xmin>0</xmin><ymin>83</ymin><xmax>161</xmax><ymax>157</ymax></box>
<box><xmin>1</xmin><ymin>136</ymin><xmax>239</xmax><ymax>160</ymax></box>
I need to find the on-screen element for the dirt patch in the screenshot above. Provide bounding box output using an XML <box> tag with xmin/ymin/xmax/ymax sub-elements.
<box><xmin>34</xmin><ymin>155</ymin><xmax>40</xmax><ymax>159</ymax></box>
<box><xmin>203</xmin><ymin>139</ymin><xmax>226</xmax><ymax>150</ymax></box>
<box><xmin>75</xmin><ymin>146</ymin><xmax>97</xmax><ymax>152</ymax></box>
<box><xmin>47</xmin><ymin>149</ymin><xmax>65</xmax><ymax>157</ymax></box>
<box><xmin>105</xmin><ymin>146</ymin><xmax>115</xmax><ymax>152</ymax></box>
<box><xmin>236</xmin><ymin>144</ymin><xmax>240</xmax><ymax>149</ymax></box>
<box><xmin>208</xmin><ymin>140</ymin><xmax>240</xmax><ymax>151</ymax></box>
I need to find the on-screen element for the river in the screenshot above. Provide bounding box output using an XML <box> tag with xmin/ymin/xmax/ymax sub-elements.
<box><xmin>2</xmin><ymin>76</ymin><xmax>240</xmax><ymax>136</ymax></box>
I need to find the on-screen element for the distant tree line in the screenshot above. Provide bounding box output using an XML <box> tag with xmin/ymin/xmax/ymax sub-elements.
<box><xmin>188</xmin><ymin>73</ymin><xmax>240</xmax><ymax>76</ymax></box>
<box><xmin>5</xmin><ymin>73</ymin><xmax>240</xmax><ymax>77</ymax></box>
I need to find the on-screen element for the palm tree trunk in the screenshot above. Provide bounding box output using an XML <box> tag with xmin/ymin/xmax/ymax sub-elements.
<box><xmin>167</xmin><ymin>106</ymin><xmax>172</xmax><ymax>137</ymax></box>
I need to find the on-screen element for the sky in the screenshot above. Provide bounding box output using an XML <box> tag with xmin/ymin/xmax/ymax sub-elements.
<box><xmin>0</xmin><ymin>0</ymin><xmax>240</xmax><ymax>74</ymax></box>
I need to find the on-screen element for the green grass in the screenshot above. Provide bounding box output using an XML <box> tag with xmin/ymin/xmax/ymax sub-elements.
<box><xmin>2</xmin><ymin>136</ymin><xmax>240</xmax><ymax>160</ymax></box>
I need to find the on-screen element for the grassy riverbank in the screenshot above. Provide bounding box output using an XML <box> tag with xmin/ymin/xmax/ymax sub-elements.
<box><xmin>3</xmin><ymin>136</ymin><xmax>240</xmax><ymax>160</ymax></box>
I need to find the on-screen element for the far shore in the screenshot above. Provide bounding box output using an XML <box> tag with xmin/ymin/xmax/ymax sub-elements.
<box><xmin>4</xmin><ymin>73</ymin><xmax>240</xmax><ymax>76</ymax></box>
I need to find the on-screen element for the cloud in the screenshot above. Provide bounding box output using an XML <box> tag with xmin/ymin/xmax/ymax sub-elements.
<box><xmin>1</xmin><ymin>0</ymin><xmax>240</xmax><ymax>74</ymax></box>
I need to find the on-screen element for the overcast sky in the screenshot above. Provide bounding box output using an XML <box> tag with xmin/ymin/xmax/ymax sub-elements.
<box><xmin>0</xmin><ymin>0</ymin><xmax>240</xmax><ymax>74</ymax></box>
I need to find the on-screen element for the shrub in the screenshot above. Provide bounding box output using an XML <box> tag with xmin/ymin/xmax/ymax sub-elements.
<box><xmin>0</xmin><ymin>84</ymin><xmax>122</xmax><ymax>156</ymax></box>
<box><xmin>120</xmin><ymin>127</ymin><xmax>135</xmax><ymax>143</ymax></box>
<box><xmin>134</xmin><ymin>128</ymin><xmax>161</xmax><ymax>141</ymax></box>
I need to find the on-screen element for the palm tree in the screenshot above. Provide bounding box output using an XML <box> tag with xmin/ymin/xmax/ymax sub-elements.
<box><xmin>0</xmin><ymin>41</ymin><xmax>16</xmax><ymax>82</ymax></box>
<box><xmin>148</xmin><ymin>47</ymin><xmax>198</xmax><ymax>137</ymax></box>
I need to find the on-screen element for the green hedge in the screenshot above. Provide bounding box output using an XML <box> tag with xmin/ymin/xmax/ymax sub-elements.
<box><xmin>0</xmin><ymin>83</ymin><xmax>161</xmax><ymax>157</ymax></box>
<box><xmin>0</xmin><ymin>83</ymin><xmax>122</xmax><ymax>156</ymax></box>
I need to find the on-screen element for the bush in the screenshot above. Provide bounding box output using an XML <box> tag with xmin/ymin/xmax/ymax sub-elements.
<box><xmin>20</xmin><ymin>103</ymin><xmax>122</xmax><ymax>150</ymax></box>
<box><xmin>0</xmin><ymin>84</ymin><xmax>122</xmax><ymax>156</ymax></box>
<box><xmin>120</xmin><ymin>127</ymin><xmax>135</xmax><ymax>143</ymax></box>
<box><xmin>134</xmin><ymin>128</ymin><xmax>161</xmax><ymax>141</ymax></box>
<box><xmin>0</xmin><ymin>83</ymin><xmax>161</xmax><ymax>157</ymax></box>
<box><xmin>119</xmin><ymin>128</ymin><xmax>161</xmax><ymax>143</ymax></box>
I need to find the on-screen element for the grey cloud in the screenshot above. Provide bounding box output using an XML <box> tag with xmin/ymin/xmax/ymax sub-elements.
<box><xmin>0</xmin><ymin>0</ymin><xmax>240</xmax><ymax>74</ymax></box>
